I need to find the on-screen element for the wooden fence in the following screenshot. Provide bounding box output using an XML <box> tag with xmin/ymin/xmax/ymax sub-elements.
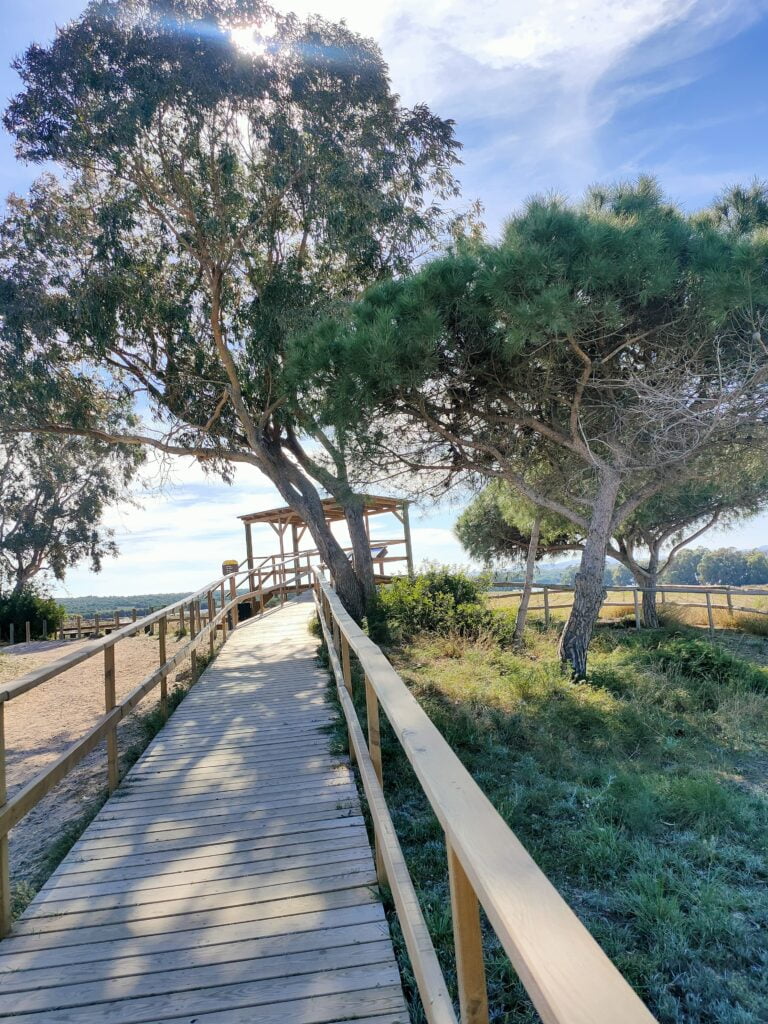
<box><xmin>314</xmin><ymin>570</ymin><xmax>657</xmax><ymax>1024</ymax></box>
<box><xmin>0</xmin><ymin>553</ymin><xmax>314</xmax><ymax>937</ymax></box>
<box><xmin>488</xmin><ymin>582</ymin><xmax>768</xmax><ymax>634</ymax></box>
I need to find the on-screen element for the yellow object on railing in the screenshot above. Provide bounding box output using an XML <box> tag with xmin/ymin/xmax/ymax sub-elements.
<box><xmin>313</xmin><ymin>569</ymin><xmax>658</xmax><ymax>1024</ymax></box>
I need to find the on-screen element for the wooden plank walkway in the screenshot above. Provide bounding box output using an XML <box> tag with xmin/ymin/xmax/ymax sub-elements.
<box><xmin>0</xmin><ymin>596</ymin><xmax>409</xmax><ymax>1023</ymax></box>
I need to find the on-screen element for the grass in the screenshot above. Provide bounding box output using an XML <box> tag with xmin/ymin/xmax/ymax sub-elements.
<box><xmin>322</xmin><ymin>620</ymin><xmax>768</xmax><ymax>1024</ymax></box>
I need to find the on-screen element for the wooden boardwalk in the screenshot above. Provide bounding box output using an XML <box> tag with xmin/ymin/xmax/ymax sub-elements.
<box><xmin>0</xmin><ymin>597</ymin><xmax>408</xmax><ymax>1023</ymax></box>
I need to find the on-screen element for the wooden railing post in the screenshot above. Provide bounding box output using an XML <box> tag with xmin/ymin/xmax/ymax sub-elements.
<box><xmin>228</xmin><ymin>574</ymin><xmax>237</xmax><ymax>625</ymax></box>
<box><xmin>25</xmin><ymin>621</ymin><xmax>31</xmax><ymax>644</ymax></box>
<box><xmin>104</xmin><ymin>645</ymin><xmax>119</xmax><ymax>793</ymax></box>
<box><xmin>705</xmin><ymin>591</ymin><xmax>715</xmax><ymax>635</ymax></box>
<box><xmin>726</xmin><ymin>588</ymin><xmax>734</xmax><ymax>616</ymax></box>
<box><xmin>220</xmin><ymin>581</ymin><xmax>228</xmax><ymax>639</ymax></box>
<box><xmin>542</xmin><ymin>586</ymin><xmax>550</xmax><ymax>628</ymax></box>
<box><xmin>76</xmin><ymin>615</ymin><xmax>82</xmax><ymax>639</ymax></box>
<box><xmin>94</xmin><ymin>614</ymin><xmax>100</xmax><ymax>638</ymax></box>
<box><xmin>447</xmin><ymin>841</ymin><xmax>489</xmax><ymax>1024</ymax></box>
<box><xmin>190</xmin><ymin>601</ymin><xmax>198</xmax><ymax>682</ymax></box>
<box><xmin>8</xmin><ymin>624</ymin><xmax>13</xmax><ymax>646</ymax></box>
<box><xmin>0</xmin><ymin>702</ymin><xmax>10</xmax><ymax>937</ymax></box>
<box><xmin>365</xmin><ymin>673</ymin><xmax>386</xmax><ymax>884</ymax></box>
<box><xmin>340</xmin><ymin>635</ymin><xmax>356</xmax><ymax>768</ymax></box>
<box><xmin>132</xmin><ymin>608</ymin><xmax>137</xmax><ymax>623</ymax></box>
<box><xmin>159</xmin><ymin>614</ymin><xmax>168</xmax><ymax>722</ymax></box>
<box><xmin>207</xmin><ymin>590</ymin><xmax>215</xmax><ymax>658</ymax></box>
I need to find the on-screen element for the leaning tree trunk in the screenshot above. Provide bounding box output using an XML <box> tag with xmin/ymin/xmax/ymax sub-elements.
<box><xmin>558</xmin><ymin>473</ymin><xmax>621</xmax><ymax>678</ymax></box>
<box><xmin>265</xmin><ymin>445</ymin><xmax>366</xmax><ymax>621</ymax></box>
<box><xmin>344</xmin><ymin>500</ymin><xmax>377</xmax><ymax>608</ymax></box>
<box><xmin>514</xmin><ymin>513</ymin><xmax>541</xmax><ymax>643</ymax></box>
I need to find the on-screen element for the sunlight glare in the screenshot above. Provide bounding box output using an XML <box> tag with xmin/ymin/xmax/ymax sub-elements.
<box><xmin>231</xmin><ymin>22</ymin><xmax>274</xmax><ymax>57</ymax></box>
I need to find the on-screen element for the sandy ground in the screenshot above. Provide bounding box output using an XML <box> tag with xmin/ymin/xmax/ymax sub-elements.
<box><xmin>1</xmin><ymin>632</ymin><xmax>191</xmax><ymax>888</ymax></box>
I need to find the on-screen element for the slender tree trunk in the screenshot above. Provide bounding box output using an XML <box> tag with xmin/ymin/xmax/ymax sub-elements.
<box><xmin>638</xmin><ymin>546</ymin><xmax>660</xmax><ymax>628</ymax></box>
<box><xmin>514</xmin><ymin>513</ymin><xmax>541</xmax><ymax>643</ymax></box>
<box><xmin>344</xmin><ymin>500</ymin><xmax>377</xmax><ymax>607</ymax></box>
<box><xmin>558</xmin><ymin>473</ymin><xmax>621</xmax><ymax>678</ymax></box>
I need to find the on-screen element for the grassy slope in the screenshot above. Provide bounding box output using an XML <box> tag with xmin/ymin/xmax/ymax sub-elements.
<box><xmin>330</xmin><ymin>624</ymin><xmax>768</xmax><ymax>1024</ymax></box>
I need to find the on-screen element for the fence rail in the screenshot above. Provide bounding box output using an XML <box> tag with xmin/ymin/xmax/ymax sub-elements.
<box><xmin>314</xmin><ymin>570</ymin><xmax>657</xmax><ymax>1024</ymax></box>
<box><xmin>487</xmin><ymin>582</ymin><xmax>768</xmax><ymax>632</ymax></box>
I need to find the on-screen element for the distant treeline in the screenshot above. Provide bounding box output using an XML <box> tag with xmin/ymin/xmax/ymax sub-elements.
<box><xmin>54</xmin><ymin>591</ymin><xmax>248</xmax><ymax>618</ymax></box>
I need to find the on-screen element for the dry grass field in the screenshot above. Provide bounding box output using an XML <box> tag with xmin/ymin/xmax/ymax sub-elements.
<box><xmin>487</xmin><ymin>587</ymin><xmax>768</xmax><ymax>634</ymax></box>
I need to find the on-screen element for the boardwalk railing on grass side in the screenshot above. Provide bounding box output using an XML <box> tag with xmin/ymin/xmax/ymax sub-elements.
<box><xmin>0</xmin><ymin>553</ymin><xmax>316</xmax><ymax>937</ymax></box>
<box><xmin>314</xmin><ymin>569</ymin><xmax>658</xmax><ymax>1024</ymax></box>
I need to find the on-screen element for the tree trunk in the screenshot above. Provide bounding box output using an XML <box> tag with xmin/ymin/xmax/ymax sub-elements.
<box><xmin>514</xmin><ymin>513</ymin><xmax>541</xmax><ymax>643</ymax></box>
<box><xmin>344</xmin><ymin>500</ymin><xmax>377</xmax><ymax>607</ymax></box>
<box><xmin>264</xmin><ymin>444</ymin><xmax>366</xmax><ymax>621</ymax></box>
<box><xmin>638</xmin><ymin>546</ymin><xmax>660</xmax><ymax>628</ymax></box>
<box><xmin>558</xmin><ymin>473</ymin><xmax>621</xmax><ymax>678</ymax></box>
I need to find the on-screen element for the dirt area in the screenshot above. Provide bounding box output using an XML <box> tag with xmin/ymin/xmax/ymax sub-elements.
<box><xmin>1</xmin><ymin>632</ymin><xmax>191</xmax><ymax>890</ymax></box>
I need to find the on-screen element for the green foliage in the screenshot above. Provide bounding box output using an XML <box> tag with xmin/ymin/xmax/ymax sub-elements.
<box><xmin>661</xmin><ymin>548</ymin><xmax>706</xmax><ymax>585</ymax></box>
<box><xmin>0</xmin><ymin>433</ymin><xmax>141</xmax><ymax>594</ymax></box>
<box><xmin>0</xmin><ymin>587</ymin><xmax>65</xmax><ymax>639</ymax></box>
<box><xmin>455</xmin><ymin>481</ymin><xmax>579</xmax><ymax>565</ymax></box>
<box><xmin>698</xmin><ymin>547</ymin><xmax>768</xmax><ymax>586</ymax></box>
<box><xmin>376</xmin><ymin>569</ymin><xmax>516</xmax><ymax>646</ymax></box>
<box><xmin>359</xmin><ymin>626</ymin><xmax>768</xmax><ymax>1023</ymax></box>
<box><xmin>634</xmin><ymin>633</ymin><xmax>768</xmax><ymax>698</ymax></box>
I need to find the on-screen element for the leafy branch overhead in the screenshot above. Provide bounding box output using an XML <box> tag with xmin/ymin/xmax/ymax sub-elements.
<box><xmin>292</xmin><ymin>178</ymin><xmax>768</xmax><ymax>673</ymax></box>
<box><xmin>0</xmin><ymin>0</ymin><xmax>461</xmax><ymax>620</ymax></box>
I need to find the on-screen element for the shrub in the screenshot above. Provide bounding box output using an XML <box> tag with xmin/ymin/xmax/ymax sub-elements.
<box><xmin>639</xmin><ymin>634</ymin><xmax>768</xmax><ymax>694</ymax></box>
<box><xmin>374</xmin><ymin>568</ymin><xmax>515</xmax><ymax>646</ymax></box>
<box><xmin>0</xmin><ymin>588</ymin><xmax>65</xmax><ymax>641</ymax></box>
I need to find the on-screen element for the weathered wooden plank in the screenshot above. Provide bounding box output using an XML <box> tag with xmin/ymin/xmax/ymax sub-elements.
<box><xmin>17</xmin><ymin>864</ymin><xmax>378</xmax><ymax>931</ymax></box>
<box><xmin>0</xmin><ymin>886</ymin><xmax>380</xmax><ymax>959</ymax></box>
<box><xmin>0</xmin><ymin>962</ymin><xmax>403</xmax><ymax>1023</ymax></box>
<box><xmin>0</xmin><ymin>938</ymin><xmax>395</xmax><ymax>1014</ymax></box>
<box><xmin>1</xmin><ymin>597</ymin><xmax>406</xmax><ymax>1024</ymax></box>
<box><xmin>0</xmin><ymin>906</ymin><xmax>386</xmax><ymax>983</ymax></box>
<box><xmin>32</xmin><ymin>846</ymin><xmax>375</xmax><ymax>909</ymax></box>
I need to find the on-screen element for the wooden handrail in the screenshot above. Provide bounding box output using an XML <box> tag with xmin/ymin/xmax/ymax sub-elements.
<box><xmin>314</xmin><ymin>570</ymin><xmax>657</xmax><ymax>1024</ymax></box>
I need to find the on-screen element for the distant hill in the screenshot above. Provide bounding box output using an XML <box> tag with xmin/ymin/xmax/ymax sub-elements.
<box><xmin>53</xmin><ymin>593</ymin><xmax>191</xmax><ymax>617</ymax></box>
<box><xmin>52</xmin><ymin>590</ymin><xmax>250</xmax><ymax>618</ymax></box>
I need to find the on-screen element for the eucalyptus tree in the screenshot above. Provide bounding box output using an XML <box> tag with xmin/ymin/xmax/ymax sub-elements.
<box><xmin>0</xmin><ymin>0</ymin><xmax>460</xmax><ymax>619</ymax></box>
<box><xmin>292</xmin><ymin>179</ymin><xmax>768</xmax><ymax>674</ymax></box>
<box><xmin>0</xmin><ymin>433</ymin><xmax>141</xmax><ymax>596</ymax></box>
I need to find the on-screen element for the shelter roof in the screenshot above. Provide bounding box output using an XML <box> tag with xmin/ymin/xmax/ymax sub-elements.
<box><xmin>239</xmin><ymin>495</ymin><xmax>405</xmax><ymax>527</ymax></box>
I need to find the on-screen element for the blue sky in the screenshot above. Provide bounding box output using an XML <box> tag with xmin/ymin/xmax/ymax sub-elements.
<box><xmin>2</xmin><ymin>1</ymin><xmax>768</xmax><ymax>595</ymax></box>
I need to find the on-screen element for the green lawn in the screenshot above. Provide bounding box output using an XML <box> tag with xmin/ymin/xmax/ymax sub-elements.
<box><xmin>327</xmin><ymin>623</ymin><xmax>768</xmax><ymax>1023</ymax></box>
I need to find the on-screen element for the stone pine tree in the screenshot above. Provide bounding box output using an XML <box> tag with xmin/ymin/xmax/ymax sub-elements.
<box><xmin>0</xmin><ymin>433</ymin><xmax>141</xmax><ymax>596</ymax></box>
<box><xmin>291</xmin><ymin>179</ymin><xmax>768</xmax><ymax>674</ymax></box>
<box><xmin>0</xmin><ymin>0</ymin><xmax>460</xmax><ymax>620</ymax></box>
<box><xmin>458</xmin><ymin>447</ymin><xmax>768</xmax><ymax>630</ymax></box>
<box><xmin>455</xmin><ymin>481</ymin><xmax>579</xmax><ymax>641</ymax></box>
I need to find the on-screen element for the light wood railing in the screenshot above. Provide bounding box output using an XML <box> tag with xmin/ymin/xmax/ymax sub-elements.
<box><xmin>314</xmin><ymin>569</ymin><xmax>658</xmax><ymax>1024</ymax></box>
<box><xmin>0</xmin><ymin>553</ymin><xmax>316</xmax><ymax>936</ymax></box>
<box><xmin>488</xmin><ymin>582</ymin><xmax>768</xmax><ymax>633</ymax></box>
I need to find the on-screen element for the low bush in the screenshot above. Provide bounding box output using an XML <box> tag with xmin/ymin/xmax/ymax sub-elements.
<box><xmin>0</xmin><ymin>588</ymin><xmax>65</xmax><ymax>640</ymax></box>
<box><xmin>636</xmin><ymin>633</ymin><xmax>768</xmax><ymax>695</ymax></box>
<box><xmin>374</xmin><ymin>569</ymin><xmax>516</xmax><ymax>646</ymax></box>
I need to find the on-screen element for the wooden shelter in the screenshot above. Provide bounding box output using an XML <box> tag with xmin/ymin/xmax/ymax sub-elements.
<box><xmin>238</xmin><ymin>495</ymin><xmax>414</xmax><ymax>583</ymax></box>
